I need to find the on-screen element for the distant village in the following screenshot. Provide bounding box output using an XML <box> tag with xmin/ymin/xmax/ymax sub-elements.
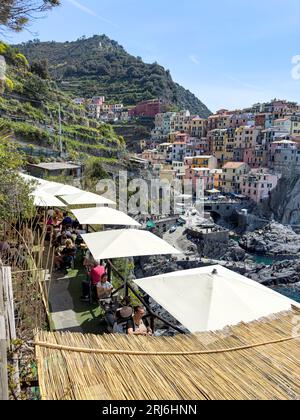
<box><xmin>128</xmin><ymin>98</ymin><xmax>300</xmax><ymax>204</ymax></box>
<box><xmin>72</xmin><ymin>96</ymin><xmax>300</xmax><ymax>205</ymax></box>
<box><xmin>73</xmin><ymin>95</ymin><xmax>166</xmax><ymax>123</ymax></box>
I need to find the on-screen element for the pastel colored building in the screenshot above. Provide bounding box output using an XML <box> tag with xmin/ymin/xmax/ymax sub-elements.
<box><xmin>240</xmin><ymin>169</ymin><xmax>281</xmax><ymax>203</ymax></box>
<box><xmin>273</xmin><ymin>117</ymin><xmax>292</xmax><ymax>133</ymax></box>
<box><xmin>92</xmin><ymin>96</ymin><xmax>105</xmax><ymax>105</ymax></box>
<box><xmin>192</xmin><ymin>168</ymin><xmax>215</xmax><ymax>193</ymax></box>
<box><xmin>184</xmin><ymin>155</ymin><xmax>218</xmax><ymax>170</ymax></box>
<box><xmin>141</xmin><ymin>149</ymin><xmax>166</xmax><ymax>165</ymax></box>
<box><xmin>186</xmin><ymin>117</ymin><xmax>208</xmax><ymax>138</ymax></box>
<box><xmin>170</xmin><ymin>110</ymin><xmax>191</xmax><ymax>132</ymax></box>
<box><xmin>219</xmin><ymin>162</ymin><xmax>250</xmax><ymax>193</ymax></box>
<box><xmin>269</xmin><ymin>139</ymin><xmax>300</xmax><ymax>177</ymax></box>
<box><xmin>152</xmin><ymin>112</ymin><xmax>177</xmax><ymax>140</ymax></box>
<box><xmin>291</xmin><ymin>115</ymin><xmax>300</xmax><ymax>136</ymax></box>
<box><xmin>170</xmin><ymin>142</ymin><xmax>187</xmax><ymax>162</ymax></box>
<box><xmin>129</xmin><ymin>100</ymin><xmax>166</xmax><ymax>118</ymax></box>
<box><xmin>208</xmin><ymin>128</ymin><xmax>235</xmax><ymax>165</ymax></box>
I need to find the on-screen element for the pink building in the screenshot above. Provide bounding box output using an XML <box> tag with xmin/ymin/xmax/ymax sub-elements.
<box><xmin>240</xmin><ymin>169</ymin><xmax>281</xmax><ymax>203</ymax></box>
<box><xmin>141</xmin><ymin>149</ymin><xmax>165</xmax><ymax>165</ymax></box>
<box><xmin>128</xmin><ymin>100</ymin><xmax>166</xmax><ymax>118</ymax></box>
<box><xmin>92</xmin><ymin>96</ymin><xmax>105</xmax><ymax>105</ymax></box>
<box><xmin>185</xmin><ymin>166</ymin><xmax>214</xmax><ymax>194</ymax></box>
<box><xmin>243</xmin><ymin>147</ymin><xmax>268</xmax><ymax>168</ymax></box>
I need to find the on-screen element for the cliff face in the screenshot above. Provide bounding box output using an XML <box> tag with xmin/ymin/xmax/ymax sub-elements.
<box><xmin>255</xmin><ymin>177</ymin><xmax>300</xmax><ymax>225</ymax></box>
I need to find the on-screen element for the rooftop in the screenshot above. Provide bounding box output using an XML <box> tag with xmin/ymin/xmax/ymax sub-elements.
<box><xmin>223</xmin><ymin>162</ymin><xmax>246</xmax><ymax>169</ymax></box>
<box><xmin>35</xmin><ymin>308</ymin><xmax>300</xmax><ymax>400</ymax></box>
<box><xmin>192</xmin><ymin>155</ymin><xmax>214</xmax><ymax>159</ymax></box>
<box><xmin>29</xmin><ymin>162</ymin><xmax>81</xmax><ymax>171</ymax></box>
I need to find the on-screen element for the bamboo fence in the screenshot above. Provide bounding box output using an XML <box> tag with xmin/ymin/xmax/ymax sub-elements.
<box><xmin>35</xmin><ymin>307</ymin><xmax>300</xmax><ymax>400</ymax></box>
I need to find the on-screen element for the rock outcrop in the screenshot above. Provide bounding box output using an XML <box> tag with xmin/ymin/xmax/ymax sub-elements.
<box><xmin>239</xmin><ymin>222</ymin><xmax>300</xmax><ymax>256</ymax></box>
<box><xmin>255</xmin><ymin>176</ymin><xmax>300</xmax><ymax>225</ymax></box>
<box><xmin>245</xmin><ymin>260</ymin><xmax>300</xmax><ymax>286</ymax></box>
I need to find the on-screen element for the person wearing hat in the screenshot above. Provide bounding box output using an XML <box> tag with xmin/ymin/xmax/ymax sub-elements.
<box><xmin>113</xmin><ymin>306</ymin><xmax>134</xmax><ymax>335</ymax></box>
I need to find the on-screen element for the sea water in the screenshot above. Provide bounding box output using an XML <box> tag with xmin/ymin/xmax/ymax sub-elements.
<box><xmin>272</xmin><ymin>285</ymin><xmax>300</xmax><ymax>303</ymax></box>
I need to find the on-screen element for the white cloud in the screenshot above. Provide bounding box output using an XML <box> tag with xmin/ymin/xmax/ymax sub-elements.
<box><xmin>189</xmin><ymin>54</ymin><xmax>200</xmax><ymax>65</ymax></box>
<box><xmin>65</xmin><ymin>0</ymin><xmax>116</xmax><ymax>26</ymax></box>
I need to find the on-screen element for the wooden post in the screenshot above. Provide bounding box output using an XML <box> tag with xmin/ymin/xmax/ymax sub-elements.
<box><xmin>108</xmin><ymin>260</ymin><xmax>185</xmax><ymax>334</ymax></box>
<box><xmin>1</xmin><ymin>267</ymin><xmax>20</xmax><ymax>399</ymax></box>
<box><xmin>0</xmin><ymin>269</ymin><xmax>9</xmax><ymax>400</ymax></box>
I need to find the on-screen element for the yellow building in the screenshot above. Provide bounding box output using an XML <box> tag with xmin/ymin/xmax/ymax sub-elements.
<box><xmin>291</xmin><ymin>116</ymin><xmax>300</xmax><ymax>136</ymax></box>
<box><xmin>219</xmin><ymin>162</ymin><xmax>250</xmax><ymax>193</ymax></box>
<box><xmin>184</xmin><ymin>155</ymin><xmax>218</xmax><ymax>170</ymax></box>
<box><xmin>210</xmin><ymin>169</ymin><xmax>223</xmax><ymax>189</ymax></box>
<box><xmin>209</xmin><ymin>129</ymin><xmax>235</xmax><ymax>165</ymax></box>
<box><xmin>185</xmin><ymin>117</ymin><xmax>208</xmax><ymax>138</ymax></box>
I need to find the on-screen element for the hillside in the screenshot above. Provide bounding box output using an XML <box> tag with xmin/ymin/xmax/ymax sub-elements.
<box><xmin>0</xmin><ymin>41</ymin><xmax>126</xmax><ymax>163</ymax></box>
<box><xmin>16</xmin><ymin>35</ymin><xmax>212</xmax><ymax>117</ymax></box>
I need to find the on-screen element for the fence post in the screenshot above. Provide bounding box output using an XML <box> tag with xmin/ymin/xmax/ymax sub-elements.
<box><xmin>0</xmin><ymin>268</ymin><xmax>9</xmax><ymax>400</ymax></box>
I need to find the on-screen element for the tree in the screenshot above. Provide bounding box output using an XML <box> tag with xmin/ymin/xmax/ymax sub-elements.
<box><xmin>0</xmin><ymin>0</ymin><xmax>60</xmax><ymax>32</ymax></box>
<box><xmin>0</xmin><ymin>128</ymin><xmax>34</xmax><ymax>221</ymax></box>
<box><xmin>30</xmin><ymin>59</ymin><xmax>49</xmax><ymax>79</ymax></box>
<box><xmin>83</xmin><ymin>157</ymin><xmax>108</xmax><ymax>191</ymax></box>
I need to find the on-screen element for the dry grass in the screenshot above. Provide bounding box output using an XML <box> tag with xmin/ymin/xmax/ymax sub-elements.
<box><xmin>35</xmin><ymin>307</ymin><xmax>300</xmax><ymax>400</ymax></box>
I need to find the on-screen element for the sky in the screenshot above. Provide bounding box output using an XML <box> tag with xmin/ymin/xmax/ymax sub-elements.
<box><xmin>3</xmin><ymin>0</ymin><xmax>300</xmax><ymax>112</ymax></box>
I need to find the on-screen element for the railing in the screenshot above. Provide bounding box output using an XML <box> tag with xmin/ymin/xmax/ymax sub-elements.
<box><xmin>107</xmin><ymin>259</ymin><xmax>185</xmax><ymax>334</ymax></box>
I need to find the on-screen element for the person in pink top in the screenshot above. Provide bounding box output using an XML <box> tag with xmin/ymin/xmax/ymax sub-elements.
<box><xmin>90</xmin><ymin>263</ymin><xmax>106</xmax><ymax>286</ymax></box>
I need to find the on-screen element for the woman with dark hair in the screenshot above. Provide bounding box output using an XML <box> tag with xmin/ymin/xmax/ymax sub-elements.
<box><xmin>128</xmin><ymin>306</ymin><xmax>152</xmax><ymax>336</ymax></box>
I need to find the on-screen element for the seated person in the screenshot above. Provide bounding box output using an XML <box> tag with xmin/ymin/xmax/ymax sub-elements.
<box><xmin>83</xmin><ymin>250</ymin><xmax>94</xmax><ymax>272</ymax></box>
<box><xmin>72</xmin><ymin>219</ymin><xmax>80</xmax><ymax>230</ymax></box>
<box><xmin>113</xmin><ymin>306</ymin><xmax>134</xmax><ymax>335</ymax></box>
<box><xmin>65</xmin><ymin>227</ymin><xmax>74</xmax><ymax>240</ymax></box>
<box><xmin>55</xmin><ymin>232</ymin><xmax>68</xmax><ymax>247</ymax></box>
<box><xmin>74</xmin><ymin>231</ymin><xmax>84</xmax><ymax>247</ymax></box>
<box><xmin>54</xmin><ymin>248</ymin><xmax>64</xmax><ymax>271</ymax></box>
<box><xmin>128</xmin><ymin>306</ymin><xmax>152</xmax><ymax>336</ymax></box>
<box><xmin>61</xmin><ymin>239</ymin><xmax>76</xmax><ymax>269</ymax></box>
<box><xmin>61</xmin><ymin>212</ymin><xmax>73</xmax><ymax>229</ymax></box>
<box><xmin>54</xmin><ymin>208</ymin><xmax>63</xmax><ymax>221</ymax></box>
<box><xmin>47</xmin><ymin>208</ymin><xmax>54</xmax><ymax>218</ymax></box>
<box><xmin>46</xmin><ymin>216</ymin><xmax>54</xmax><ymax>226</ymax></box>
<box><xmin>90</xmin><ymin>262</ymin><xmax>106</xmax><ymax>286</ymax></box>
<box><xmin>96</xmin><ymin>273</ymin><xmax>113</xmax><ymax>300</ymax></box>
<box><xmin>90</xmin><ymin>262</ymin><xmax>106</xmax><ymax>300</ymax></box>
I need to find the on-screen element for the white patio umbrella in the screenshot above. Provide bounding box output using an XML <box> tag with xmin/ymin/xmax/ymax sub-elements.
<box><xmin>134</xmin><ymin>265</ymin><xmax>300</xmax><ymax>333</ymax></box>
<box><xmin>38</xmin><ymin>183</ymin><xmax>83</xmax><ymax>196</ymax></box>
<box><xmin>81</xmin><ymin>228</ymin><xmax>182</xmax><ymax>302</ymax></box>
<box><xmin>206</xmin><ymin>189</ymin><xmax>221</xmax><ymax>194</ymax></box>
<box><xmin>81</xmin><ymin>229</ymin><xmax>181</xmax><ymax>260</ymax></box>
<box><xmin>31</xmin><ymin>191</ymin><xmax>67</xmax><ymax>207</ymax></box>
<box><xmin>71</xmin><ymin>207</ymin><xmax>140</xmax><ymax>227</ymax></box>
<box><xmin>60</xmin><ymin>191</ymin><xmax>115</xmax><ymax>206</ymax></box>
<box><xmin>19</xmin><ymin>173</ymin><xmax>52</xmax><ymax>187</ymax></box>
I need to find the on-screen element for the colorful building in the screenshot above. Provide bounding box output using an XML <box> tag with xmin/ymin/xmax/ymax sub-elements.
<box><xmin>219</xmin><ymin>162</ymin><xmax>250</xmax><ymax>193</ymax></box>
<box><xmin>269</xmin><ymin>139</ymin><xmax>300</xmax><ymax>177</ymax></box>
<box><xmin>128</xmin><ymin>100</ymin><xmax>166</xmax><ymax>118</ymax></box>
<box><xmin>240</xmin><ymin>169</ymin><xmax>281</xmax><ymax>203</ymax></box>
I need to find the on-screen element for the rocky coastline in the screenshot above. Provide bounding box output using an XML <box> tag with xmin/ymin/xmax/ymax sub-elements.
<box><xmin>135</xmin><ymin>222</ymin><xmax>300</xmax><ymax>290</ymax></box>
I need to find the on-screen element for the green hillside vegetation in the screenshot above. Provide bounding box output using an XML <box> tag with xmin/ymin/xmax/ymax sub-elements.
<box><xmin>16</xmin><ymin>35</ymin><xmax>212</xmax><ymax>117</ymax></box>
<box><xmin>0</xmin><ymin>41</ymin><xmax>125</xmax><ymax>163</ymax></box>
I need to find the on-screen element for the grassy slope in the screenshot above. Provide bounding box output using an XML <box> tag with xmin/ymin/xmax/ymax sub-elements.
<box><xmin>0</xmin><ymin>41</ymin><xmax>125</xmax><ymax>162</ymax></box>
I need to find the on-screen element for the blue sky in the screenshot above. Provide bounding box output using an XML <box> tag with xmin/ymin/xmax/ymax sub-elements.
<box><xmin>4</xmin><ymin>0</ymin><xmax>300</xmax><ymax>112</ymax></box>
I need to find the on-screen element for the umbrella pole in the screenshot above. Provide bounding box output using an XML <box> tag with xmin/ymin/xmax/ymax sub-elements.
<box><xmin>124</xmin><ymin>258</ymin><xmax>129</xmax><ymax>299</ymax></box>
